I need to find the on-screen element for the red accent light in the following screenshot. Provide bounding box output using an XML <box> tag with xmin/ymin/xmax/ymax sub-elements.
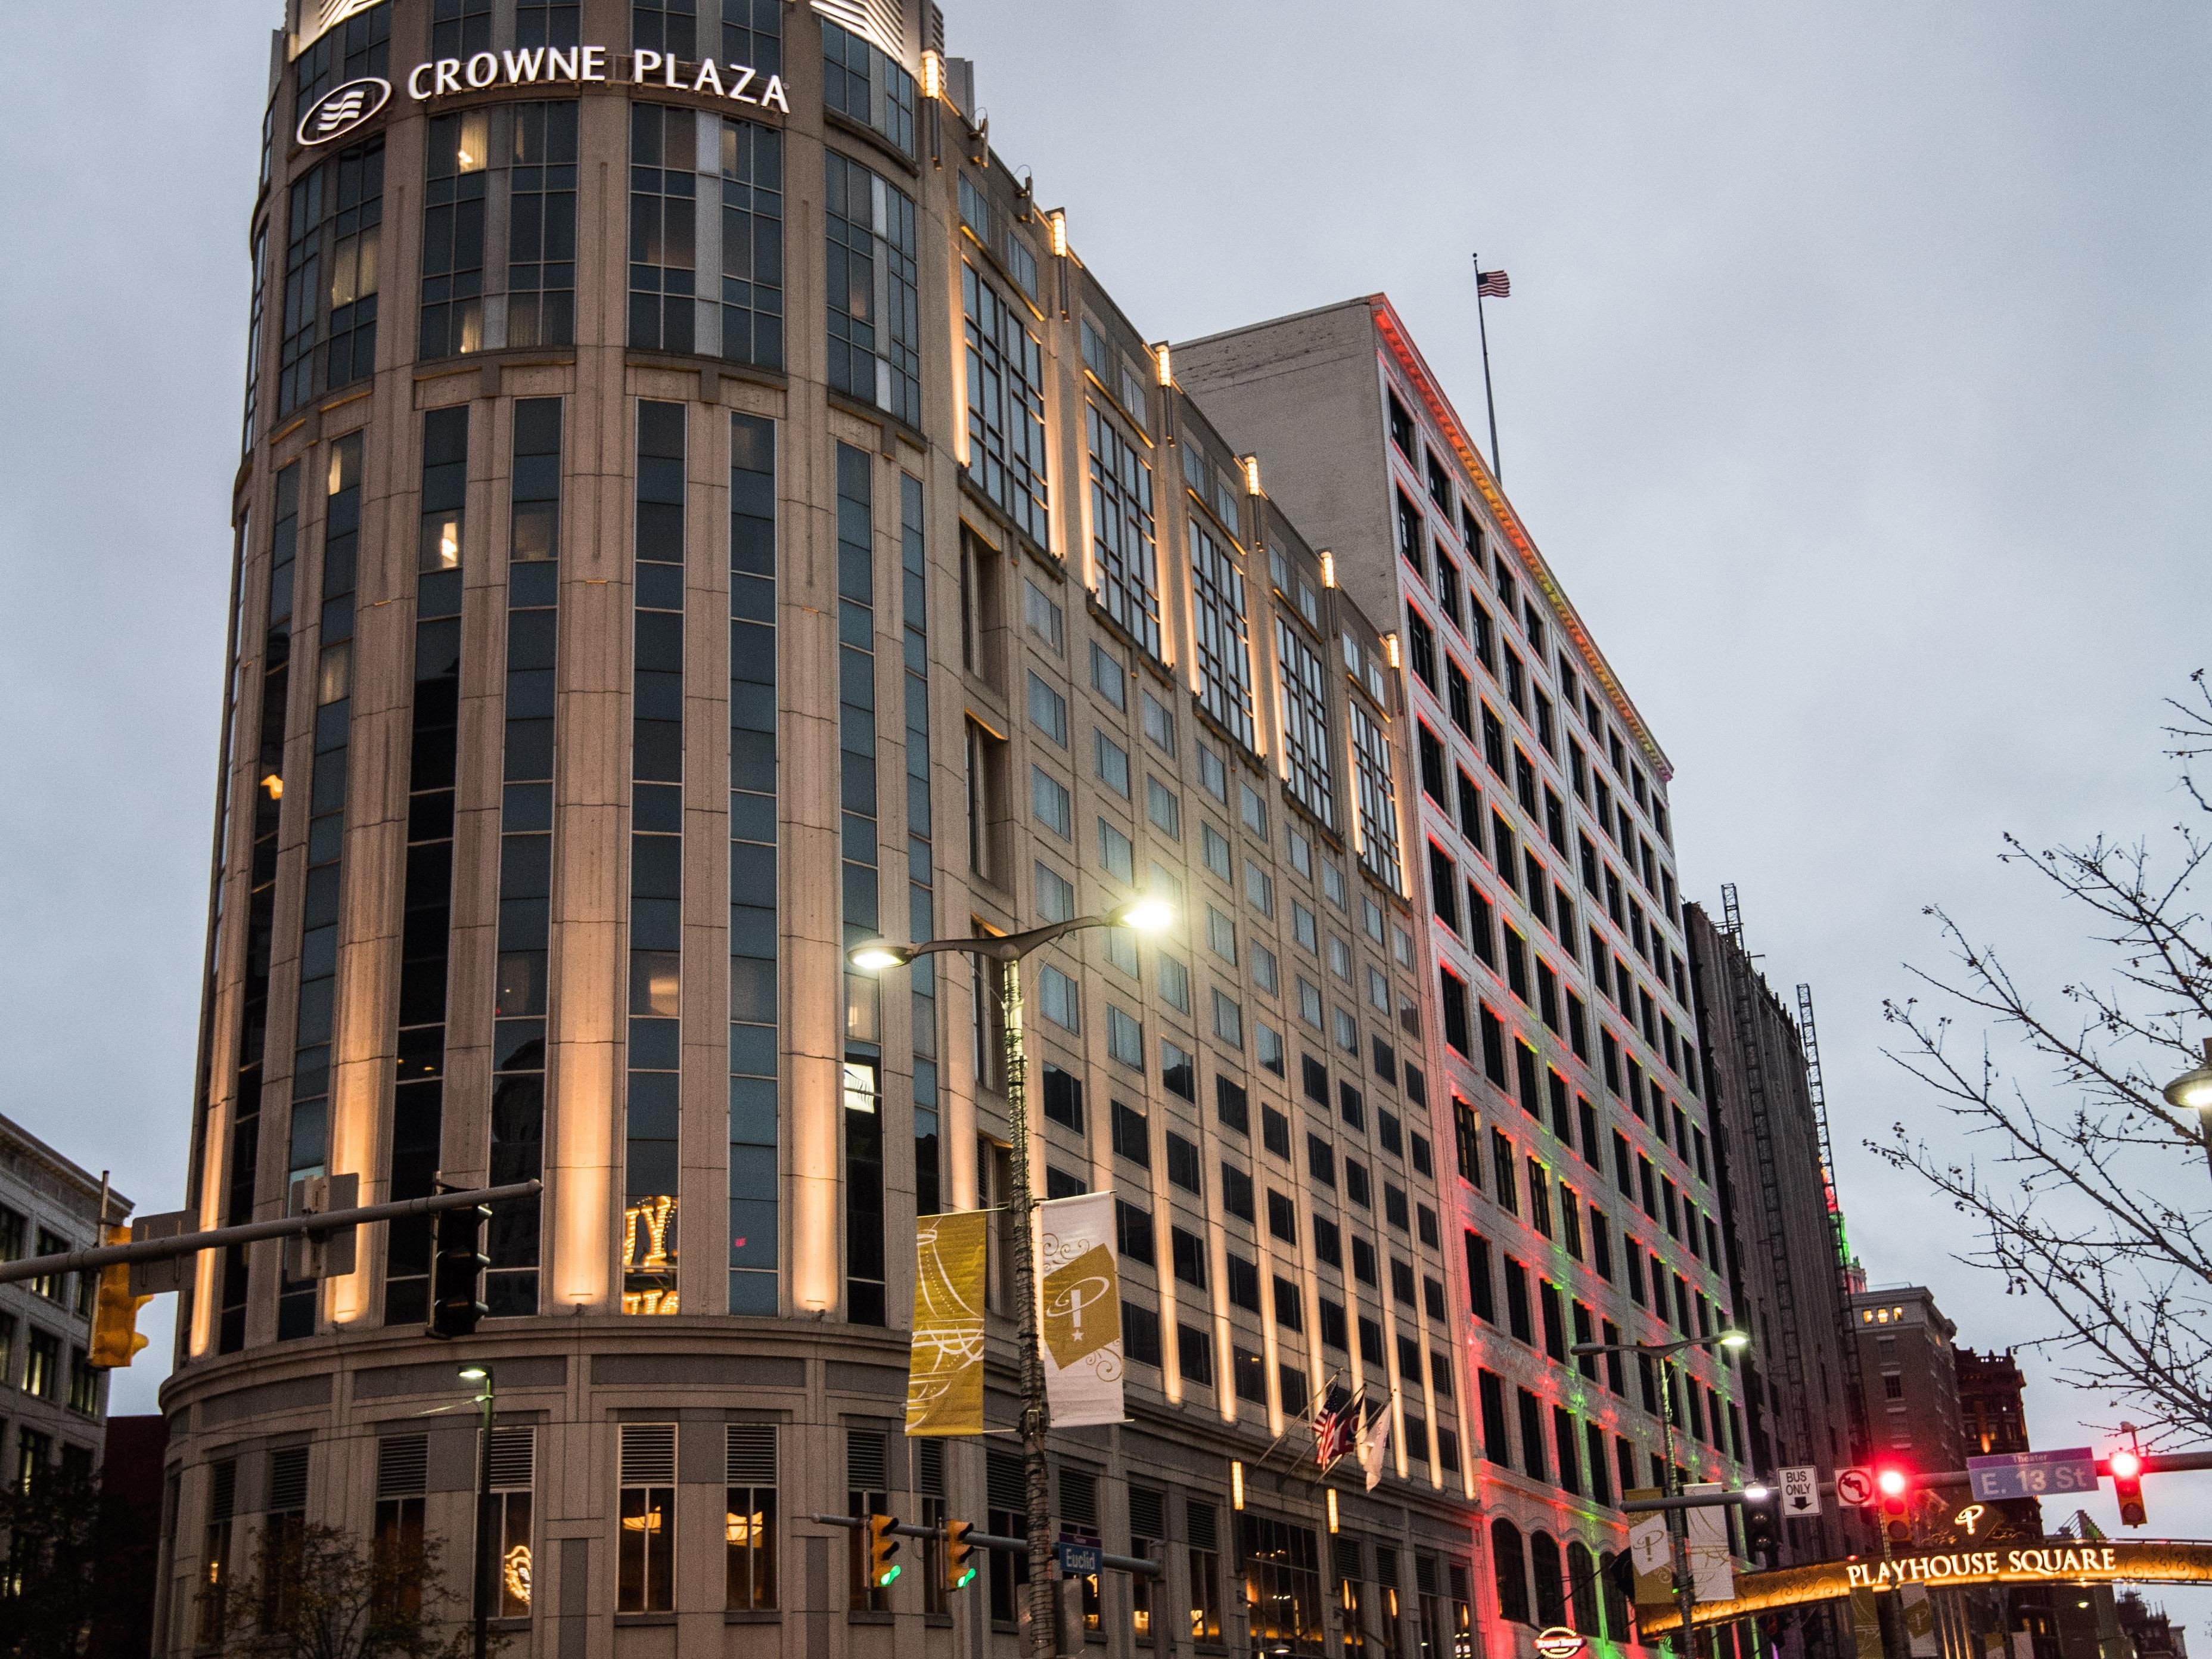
<box><xmin>1876</xmin><ymin>1468</ymin><xmax>1909</xmax><ymax>1498</ymax></box>
<box><xmin>2111</xmin><ymin>1449</ymin><xmax>2142</xmax><ymax>1479</ymax></box>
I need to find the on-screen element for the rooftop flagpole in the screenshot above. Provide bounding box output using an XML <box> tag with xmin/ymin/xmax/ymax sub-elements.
<box><xmin>1471</xmin><ymin>253</ymin><xmax>1507</xmax><ymax>483</ymax></box>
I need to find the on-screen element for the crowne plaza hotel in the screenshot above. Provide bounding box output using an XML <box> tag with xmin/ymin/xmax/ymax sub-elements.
<box><xmin>160</xmin><ymin>0</ymin><xmax>1743</xmax><ymax>1653</ymax></box>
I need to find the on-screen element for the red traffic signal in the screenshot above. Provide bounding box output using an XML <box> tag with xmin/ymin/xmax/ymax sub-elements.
<box><xmin>1875</xmin><ymin>1465</ymin><xmax>1912</xmax><ymax>1543</ymax></box>
<box><xmin>2110</xmin><ymin>1448</ymin><xmax>2146</xmax><ymax>1528</ymax></box>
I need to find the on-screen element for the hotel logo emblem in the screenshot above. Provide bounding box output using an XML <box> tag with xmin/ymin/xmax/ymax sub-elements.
<box><xmin>297</xmin><ymin>77</ymin><xmax>392</xmax><ymax>147</ymax></box>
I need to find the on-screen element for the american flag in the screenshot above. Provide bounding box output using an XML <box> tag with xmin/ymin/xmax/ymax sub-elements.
<box><xmin>1477</xmin><ymin>269</ymin><xmax>1511</xmax><ymax>299</ymax></box>
<box><xmin>1313</xmin><ymin>1394</ymin><xmax>1354</xmax><ymax>1467</ymax></box>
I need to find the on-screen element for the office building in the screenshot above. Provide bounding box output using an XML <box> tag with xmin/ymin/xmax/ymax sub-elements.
<box><xmin>1180</xmin><ymin>301</ymin><xmax>1748</xmax><ymax>1640</ymax></box>
<box><xmin>0</xmin><ymin>1113</ymin><xmax>129</xmax><ymax>1487</ymax></box>
<box><xmin>1683</xmin><ymin>899</ymin><xmax>1862</xmax><ymax>1577</ymax></box>
<box><xmin>1850</xmin><ymin>1285</ymin><xmax>1968</xmax><ymax>1477</ymax></box>
<box><xmin>159</xmin><ymin>2</ymin><xmax>1475</xmax><ymax>1654</ymax></box>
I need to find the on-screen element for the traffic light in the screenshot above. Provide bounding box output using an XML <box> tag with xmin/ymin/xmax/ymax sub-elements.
<box><xmin>2111</xmin><ymin>1447</ymin><xmax>2147</xmax><ymax>1528</ymax></box>
<box><xmin>945</xmin><ymin>1519</ymin><xmax>977</xmax><ymax>1590</ymax></box>
<box><xmin>1877</xmin><ymin>1465</ymin><xmax>1912</xmax><ymax>1545</ymax></box>
<box><xmin>89</xmin><ymin>1228</ymin><xmax>152</xmax><ymax>1369</ymax></box>
<box><xmin>429</xmin><ymin>1201</ymin><xmax>490</xmax><ymax>1340</ymax></box>
<box><xmin>867</xmin><ymin>1514</ymin><xmax>903</xmax><ymax>1588</ymax></box>
<box><xmin>1742</xmin><ymin>1496</ymin><xmax>1779</xmax><ymax>1565</ymax></box>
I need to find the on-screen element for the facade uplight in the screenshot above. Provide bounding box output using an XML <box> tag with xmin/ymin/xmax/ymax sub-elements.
<box><xmin>1230</xmin><ymin>1460</ymin><xmax>1245</xmax><ymax>1511</ymax></box>
<box><xmin>1154</xmin><ymin>343</ymin><xmax>1172</xmax><ymax>387</ymax></box>
<box><xmin>1049</xmin><ymin>210</ymin><xmax>1068</xmax><ymax>257</ymax></box>
<box><xmin>1242</xmin><ymin>455</ymin><xmax>1261</xmax><ymax>496</ymax></box>
<box><xmin>1319</xmin><ymin>551</ymin><xmax>1336</xmax><ymax>588</ymax></box>
<box><xmin>919</xmin><ymin>49</ymin><xmax>945</xmax><ymax>100</ymax></box>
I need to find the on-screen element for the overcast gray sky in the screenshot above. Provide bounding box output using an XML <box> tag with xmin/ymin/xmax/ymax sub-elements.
<box><xmin>7</xmin><ymin>0</ymin><xmax>2211</xmax><ymax>1596</ymax></box>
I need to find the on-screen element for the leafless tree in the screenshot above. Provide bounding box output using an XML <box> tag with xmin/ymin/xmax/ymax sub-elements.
<box><xmin>213</xmin><ymin>1524</ymin><xmax>494</xmax><ymax>1659</ymax></box>
<box><xmin>1875</xmin><ymin>673</ymin><xmax>2212</xmax><ymax>1445</ymax></box>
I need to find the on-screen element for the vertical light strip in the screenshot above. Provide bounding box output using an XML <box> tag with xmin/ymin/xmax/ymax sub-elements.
<box><xmin>900</xmin><ymin>473</ymin><xmax>940</xmax><ymax>1220</ymax></box>
<box><xmin>625</xmin><ymin>400</ymin><xmax>688</xmax><ymax>1314</ymax></box>
<box><xmin>215</xmin><ymin>465</ymin><xmax>299</xmax><ymax>1353</ymax></box>
<box><xmin>488</xmin><ymin>396</ymin><xmax>564</xmax><ymax>1318</ymax></box>
<box><xmin>728</xmin><ymin>414</ymin><xmax>780</xmax><ymax>1314</ymax></box>
<box><xmin>837</xmin><ymin>443</ymin><xmax>886</xmax><ymax>1325</ymax></box>
<box><xmin>379</xmin><ymin>410</ymin><xmax>467</xmax><ymax>1330</ymax></box>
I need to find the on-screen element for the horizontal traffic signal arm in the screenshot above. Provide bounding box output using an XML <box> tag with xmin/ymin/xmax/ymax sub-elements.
<box><xmin>806</xmin><ymin>1514</ymin><xmax>1164</xmax><ymax>1578</ymax></box>
<box><xmin>1622</xmin><ymin>1490</ymin><xmax>1769</xmax><ymax>1513</ymax></box>
<box><xmin>1798</xmin><ymin>1453</ymin><xmax>2212</xmax><ymax>1496</ymax></box>
<box><xmin>0</xmin><ymin>1180</ymin><xmax>542</xmax><ymax>1287</ymax></box>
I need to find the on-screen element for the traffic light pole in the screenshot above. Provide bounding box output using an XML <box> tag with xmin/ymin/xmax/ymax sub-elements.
<box><xmin>0</xmin><ymin>1179</ymin><xmax>542</xmax><ymax>1287</ymax></box>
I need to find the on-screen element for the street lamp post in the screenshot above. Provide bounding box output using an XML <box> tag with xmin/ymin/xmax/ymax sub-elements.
<box><xmin>1571</xmin><ymin>1329</ymin><xmax>1750</xmax><ymax>1659</ymax></box>
<box><xmin>851</xmin><ymin>895</ymin><xmax>1174</xmax><ymax>1659</ymax></box>
<box><xmin>457</xmin><ymin>1364</ymin><xmax>496</xmax><ymax>1659</ymax></box>
<box><xmin>2160</xmin><ymin>1040</ymin><xmax>2212</xmax><ymax>1184</ymax></box>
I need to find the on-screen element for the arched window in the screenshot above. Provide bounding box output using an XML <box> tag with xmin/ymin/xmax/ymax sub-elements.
<box><xmin>1567</xmin><ymin>1542</ymin><xmax>1601</xmax><ymax>1635</ymax></box>
<box><xmin>1489</xmin><ymin>1520</ymin><xmax>1530</xmax><ymax>1626</ymax></box>
<box><xmin>1529</xmin><ymin>1531</ymin><xmax>1568</xmax><ymax>1630</ymax></box>
<box><xmin>1599</xmin><ymin>1551</ymin><xmax>1633</xmax><ymax>1642</ymax></box>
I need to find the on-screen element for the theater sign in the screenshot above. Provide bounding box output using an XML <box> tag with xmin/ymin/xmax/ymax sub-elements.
<box><xmin>1639</xmin><ymin>1542</ymin><xmax>2212</xmax><ymax>1633</ymax></box>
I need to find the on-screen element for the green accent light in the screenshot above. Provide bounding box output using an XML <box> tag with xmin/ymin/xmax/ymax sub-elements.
<box><xmin>956</xmin><ymin>1566</ymin><xmax>977</xmax><ymax>1587</ymax></box>
<box><xmin>878</xmin><ymin>1565</ymin><xmax>902</xmax><ymax>1586</ymax></box>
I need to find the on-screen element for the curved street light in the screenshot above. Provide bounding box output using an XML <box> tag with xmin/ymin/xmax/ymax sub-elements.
<box><xmin>848</xmin><ymin>893</ymin><xmax>1175</xmax><ymax>1659</ymax></box>
<box><xmin>2161</xmin><ymin>1040</ymin><xmax>2212</xmax><ymax>1182</ymax></box>
<box><xmin>1565</xmin><ymin>1329</ymin><xmax>1753</xmax><ymax>1657</ymax></box>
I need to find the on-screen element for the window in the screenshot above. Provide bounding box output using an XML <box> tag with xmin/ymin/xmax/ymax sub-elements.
<box><xmin>1024</xmin><ymin>579</ymin><xmax>1064</xmax><ymax>651</ymax></box>
<box><xmin>1095</xmin><ymin>730</ymin><xmax>1131</xmax><ymax>797</ymax></box>
<box><xmin>1036</xmin><ymin>861</ymin><xmax>1076</xmax><ymax>924</ymax></box>
<box><xmin>420</xmin><ymin>109</ymin><xmax>487</xmax><ymax>359</ymax></box>
<box><xmin>1028</xmin><ymin>672</ymin><xmax>1068</xmax><ymax>744</ymax></box>
<box><xmin>1148</xmin><ymin>776</ymin><xmax>1182</xmax><ymax>838</ymax></box>
<box><xmin>1225</xmin><ymin>1252</ymin><xmax>1262</xmax><ymax>1310</ymax></box>
<box><xmin>1179</xmin><ymin>1324</ymin><xmax>1214</xmax><ymax>1388</ymax></box>
<box><xmin>1157</xmin><ymin>951</ymin><xmax>1191</xmax><ymax>1012</ymax></box>
<box><xmin>964</xmin><ymin>263</ymin><xmax>1049</xmax><ymax>540</ymax></box>
<box><xmin>278</xmin><ymin>135</ymin><xmax>384</xmax><ymax>414</ymax></box>
<box><xmin>1212</xmin><ymin>989</ymin><xmax>1244</xmax><ymax>1047</ymax></box>
<box><xmin>1267</xmin><ymin>1189</ymin><xmax>1298</xmax><ymax>1244</ymax></box>
<box><xmin>1277</xmin><ymin>619</ymin><xmax>1335</xmax><ymax>827</ymax></box>
<box><xmin>1189</xmin><ymin>521</ymin><xmax>1256</xmax><ymax>748</ymax></box>
<box><xmin>1171</xmin><ymin>1226</ymin><xmax>1208</xmax><ymax>1287</ymax></box>
<box><xmin>1092</xmin><ymin>642</ymin><xmax>1127</xmax><ymax>708</ymax></box>
<box><xmin>1113</xmin><ymin>1100</ymin><xmax>1150</xmax><ymax>1166</ymax></box>
<box><xmin>723</xmin><ymin>1425</ymin><xmax>776</xmax><ymax>1610</ymax></box>
<box><xmin>1108</xmin><ymin>1004</ymin><xmax>1144</xmax><ymax>1069</ymax></box>
<box><xmin>1350</xmin><ymin>703</ymin><xmax>1403</xmax><ymax>890</ymax></box>
<box><xmin>1142</xmin><ymin>688</ymin><xmax>1176</xmax><ymax>756</ymax></box>
<box><xmin>619</xmin><ymin>1424</ymin><xmax>677</xmax><ymax>1611</ymax></box>
<box><xmin>1031</xmin><ymin>768</ymin><xmax>1071</xmax><ymax>837</ymax></box>
<box><xmin>1222</xmin><ymin>1164</ymin><xmax>1256</xmax><ymax>1224</ymax></box>
<box><xmin>627</xmin><ymin>104</ymin><xmax>696</xmax><ymax>353</ymax></box>
<box><xmin>824</xmin><ymin>151</ymin><xmax>919</xmax><ymax>427</ymax></box>
<box><xmin>1088</xmin><ymin>405</ymin><xmax>1162</xmax><ymax>659</ymax></box>
<box><xmin>1116</xmin><ymin>1200</ymin><xmax>1157</xmax><ymax>1266</ymax></box>
<box><xmin>1162</xmin><ymin>1039</ymin><xmax>1195</xmax><ymax>1100</ymax></box>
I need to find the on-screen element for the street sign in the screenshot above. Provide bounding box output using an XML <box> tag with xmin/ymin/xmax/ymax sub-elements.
<box><xmin>1968</xmin><ymin>1449</ymin><xmax>2098</xmax><ymax>1502</ymax></box>
<box><xmin>1534</xmin><ymin>1628</ymin><xmax>1587</xmax><ymax>1658</ymax></box>
<box><xmin>1781</xmin><ymin>1465</ymin><xmax>1822</xmax><ymax>1517</ymax></box>
<box><xmin>1057</xmin><ymin>1541</ymin><xmax>1101</xmax><ymax>1576</ymax></box>
<box><xmin>1836</xmin><ymin>1467</ymin><xmax>1876</xmax><ymax>1508</ymax></box>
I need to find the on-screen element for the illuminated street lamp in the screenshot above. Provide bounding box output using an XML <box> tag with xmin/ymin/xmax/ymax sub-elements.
<box><xmin>850</xmin><ymin>894</ymin><xmax>1174</xmax><ymax>1659</ymax></box>
<box><xmin>457</xmin><ymin>1364</ymin><xmax>496</xmax><ymax>1659</ymax></box>
<box><xmin>2161</xmin><ymin>1040</ymin><xmax>2212</xmax><ymax>1182</ymax></box>
<box><xmin>1568</xmin><ymin>1329</ymin><xmax>1753</xmax><ymax>1657</ymax></box>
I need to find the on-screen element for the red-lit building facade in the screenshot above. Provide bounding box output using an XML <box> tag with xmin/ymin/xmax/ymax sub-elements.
<box><xmin>1183</xmin><ymin>302</ymin><xmax>1750</xmax><ymax>1653</ymax></box>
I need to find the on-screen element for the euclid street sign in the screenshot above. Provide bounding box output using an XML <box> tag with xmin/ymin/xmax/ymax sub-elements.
<box><xmin>1968</xmin><ymin>1448</ymin><xmax>2099</xmax><ymax>1501</ymax></box>
<box><xmin>1638</xmin><ymin>1540</ymin><xmax>2212</xmax><ymax>1634</ymax></box>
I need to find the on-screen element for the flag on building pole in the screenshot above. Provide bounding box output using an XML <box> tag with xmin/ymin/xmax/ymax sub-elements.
<box><xmin>1682</xmin><ymin>1484</ymin><xmax>1736</xmax><ymax>1604</ymax></box>
<box><xmin>1313</xmin><ymin>1390</ymin><xmax>1354</xmax><ymax>1467</ymax></box>
<box><xmin>1471</xmin><ymin>252</ymin><xmax>1511</xmax><ymax>481</ymax></box>
<box><xmin>1036</xmin><ymin>1192</ymin><xmax>1124</xmax><ymax>1428</ymax></box>
<box><xmin>1356</xmin><ymin>1396</ymin><xmax>1394</xmax><ymax>1492</ymax></box>
<box><xmin>905</xmin><ymin>1210</ymin><xmax>989</xmax><ymax>1436</ymax></box>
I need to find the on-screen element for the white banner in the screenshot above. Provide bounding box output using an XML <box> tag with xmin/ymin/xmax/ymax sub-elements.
<box><xmin>1682</xmin><ymin>1484</ymin><xmax>1736</xmax><ymax>1604</ymax></box>
<box><xmin>1035</xmin><ymin>1192</ymin><xmax>1124</xmax><ymax>1428</ymax></box>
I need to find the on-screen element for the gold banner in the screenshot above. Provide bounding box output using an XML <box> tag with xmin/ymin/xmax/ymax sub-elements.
<box><xmin>906</xmin><ymin>1210</ymin><xmax>988</xmax><ymax>1436</ymax></box>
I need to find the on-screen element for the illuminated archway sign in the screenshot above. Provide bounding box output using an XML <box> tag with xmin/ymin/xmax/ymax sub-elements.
<box><xmin>1534</xmin><ymin>1627</ymin><xmax>1587</xmax><ymax>1659</ymax></box>
<box><xmin>1639</xmin><ymin>1542</ymin><xmax>2212</xmax><ymax>1635</ymax></box>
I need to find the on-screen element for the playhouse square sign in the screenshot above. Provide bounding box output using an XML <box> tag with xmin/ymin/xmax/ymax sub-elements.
<box><xmin>1845</xmin><ymin>1545</ymin><xmax>2121</xmax><ymax>1589</ymax></box>
<box><xmin>1640</xmin><ymin>1541</ymin><xmax>2212</xmax><ymax>1633</ymax></box>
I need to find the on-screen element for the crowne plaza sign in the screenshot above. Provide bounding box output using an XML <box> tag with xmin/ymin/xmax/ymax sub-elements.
<box><xmin>406</xmin><ymin>46</ymin><xmax>790</xmax><ymax>111</ymax></box>
<box><xmin>1638</xmin><ymin>1541</ymin><xmax>2212</xmax><ymax>1633</ymax></box>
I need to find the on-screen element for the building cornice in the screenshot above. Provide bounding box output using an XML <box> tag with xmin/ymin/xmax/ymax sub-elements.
<box><xmin>1365</xmin><ymin>296</ymin><xmax>1675</xmax><ymax>785</ymax></box>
